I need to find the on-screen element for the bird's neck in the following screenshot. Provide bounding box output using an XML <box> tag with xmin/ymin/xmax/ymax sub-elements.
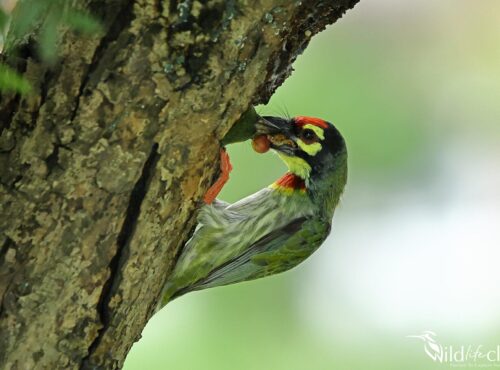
<box><xmin>269</xmin><ymin>172</ymin><xmax>306</xmax><ymax>195</ymax></box>
<box><xmin>308</xmin><ymin>159</ymin><xmax>348</xmax><ymax>218</ymax></box>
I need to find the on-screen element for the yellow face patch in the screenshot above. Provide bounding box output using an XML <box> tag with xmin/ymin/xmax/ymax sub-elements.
<box><xmin>297</xmin><ymin>140</ymin><xmax>322</xmax><ymax>156</ymax></box>
<box><xmin>277</xmin><ymin>153</ymin><xmax>311</xmax><ymax>179</ymax></box>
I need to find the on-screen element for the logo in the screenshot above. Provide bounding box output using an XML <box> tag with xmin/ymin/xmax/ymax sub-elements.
<box><xmin>408</xmin><ymin>331</ymin><xmax>500</xmax><ymax>367</ymax></box>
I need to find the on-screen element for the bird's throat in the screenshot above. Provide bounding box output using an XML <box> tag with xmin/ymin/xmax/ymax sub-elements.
<box><xmin>269</xmin><ymin>172</ymin><xmax>306</xmax><ymax>194</ymax></box>
<box><xmin>277</xmin><ymin>153</ymin><xmax>311</xmax><ymax>180</ymax></box>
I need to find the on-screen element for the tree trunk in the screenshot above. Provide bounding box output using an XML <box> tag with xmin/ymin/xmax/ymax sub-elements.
<box><xmin>0</xmin><ymin>0</ymin><xmax>358</xmax><ymax>368</ymax></box>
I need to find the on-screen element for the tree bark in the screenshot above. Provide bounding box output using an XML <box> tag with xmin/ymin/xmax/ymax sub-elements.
<box><xmin>0</xmin><ymin>0</ymin><xmax>358</xmax><ymax>368</ymax></box>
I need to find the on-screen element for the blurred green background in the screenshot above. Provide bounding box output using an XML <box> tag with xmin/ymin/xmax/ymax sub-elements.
<box><xmin>125</xmin><ymin>1</ymin><xmax>500</xmax><ymax>369</ymax></box>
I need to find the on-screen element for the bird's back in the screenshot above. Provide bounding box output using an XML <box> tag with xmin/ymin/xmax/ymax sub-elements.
<box><xmin>162</xmin><ymin>187</ymin><xmax>322</xmax><ymax>302</ymax></box>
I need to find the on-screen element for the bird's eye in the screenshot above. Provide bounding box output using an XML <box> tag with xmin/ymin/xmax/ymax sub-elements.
<box><xmin>301</xmin><ymin>129</ymin><xmax>317</xmax><ymax>143</ymax></box>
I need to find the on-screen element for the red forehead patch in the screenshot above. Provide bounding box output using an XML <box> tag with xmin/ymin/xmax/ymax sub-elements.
<box><xmin>294</xmin><ymin>116</ymin><xmax>329</xmax><ymax>129</ymax></box>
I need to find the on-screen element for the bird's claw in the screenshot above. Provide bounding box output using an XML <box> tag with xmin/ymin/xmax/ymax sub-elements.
<box><xmin>203</xmin><ymin>148</ymin><xmax>232</xmax><ymax>204</ymax></box>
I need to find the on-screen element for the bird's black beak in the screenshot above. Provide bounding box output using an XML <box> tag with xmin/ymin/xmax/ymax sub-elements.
<box><xmin>255</xmin><ymin>116</ymin><xmax>297</xmax><ymax>155</ymax></box>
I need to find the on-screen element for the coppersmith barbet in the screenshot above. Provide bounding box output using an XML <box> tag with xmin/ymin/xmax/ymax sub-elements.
<box><xmin>160</xmin><ymin>115</ymin><xmax>347</xmax><ymax>307</ymax></box>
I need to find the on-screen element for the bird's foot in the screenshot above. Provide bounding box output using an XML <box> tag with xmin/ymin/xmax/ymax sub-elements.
<box><xmin>203</xmin><ymin>148</ymin><xmax>232</xmax><ymax>204</ymax></box>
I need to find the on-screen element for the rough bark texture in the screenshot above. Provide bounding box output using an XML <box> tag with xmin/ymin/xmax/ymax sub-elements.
<box><xmin>0</xmin><ymin>0</ymin><xmax>358</xmax><ymax>368</ymax></box>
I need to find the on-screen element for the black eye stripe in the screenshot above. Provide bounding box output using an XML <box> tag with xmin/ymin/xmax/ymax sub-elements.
<box><xmin>301</xmin><ymin>129</ymin><xmax>317</xmax><ymax>141</ymax></box>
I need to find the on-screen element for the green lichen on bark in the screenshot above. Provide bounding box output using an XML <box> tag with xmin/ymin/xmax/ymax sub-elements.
<box><xmin>0</xmin><ymin>0</ymin><xmax>359</xmax><ymax>368</ymax></box>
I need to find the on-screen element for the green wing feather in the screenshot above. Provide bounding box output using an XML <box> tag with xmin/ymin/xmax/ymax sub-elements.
<box><xmin>250</xmin><ymin>218</ymin><xmax>331</xmax><ymax>277</ymax></box>
<box><xmin>184</xmin><ymin>217</ymin><xmax>330</xmax><ymax>293</ymax></box>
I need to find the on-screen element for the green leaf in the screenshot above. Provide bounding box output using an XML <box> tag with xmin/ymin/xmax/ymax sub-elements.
<box><xmin>0</xmin><ymin>63</ymin><xmax>31</xmax><ymax>94</ymax></box>
<box><xmin>63</xmin><ymin>10</ymin><xmax>103</xmax><ymax>35</ymax></box>
<box><xmin>0</xmin><ymin>8</ymin><xmax>8</xmax><ymax>31</ymax></box>
<box><xmin>38</xmin><ymin>11</ymin><xmax>59</xmax><ymax>63</ymax></box>
<box><xmin>7</xmin><ymin>0</ymin><xmax>47</xmax><ymax>40</ymax></box>
<box><xmin>3</xmin><ymin>1</ymin><xmax>102</xmax><ymax>64</ymax></box>
<box><xmin>0</xmin><ymin>8</ymin><xmax>8</xmax><ymax>48</ymax></box>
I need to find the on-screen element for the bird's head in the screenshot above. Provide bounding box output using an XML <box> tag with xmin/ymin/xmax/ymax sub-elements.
<box><xmin>256</xmin><ymin>115</ymin><xmax>347</xmax><ymax>187</ymax></box>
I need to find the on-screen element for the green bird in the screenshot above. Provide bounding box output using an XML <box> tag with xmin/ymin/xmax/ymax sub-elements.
<box><xmin>160</xmin><ymin>115</ymin><xmax>347</xmax><ymax>307</ymax></box>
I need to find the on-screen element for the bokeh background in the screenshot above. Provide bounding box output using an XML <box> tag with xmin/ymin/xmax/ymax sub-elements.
<box><xmin>125</xmin><ymin>1</ymin><xmax>500</xmax><ymax>369</ymax></box>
